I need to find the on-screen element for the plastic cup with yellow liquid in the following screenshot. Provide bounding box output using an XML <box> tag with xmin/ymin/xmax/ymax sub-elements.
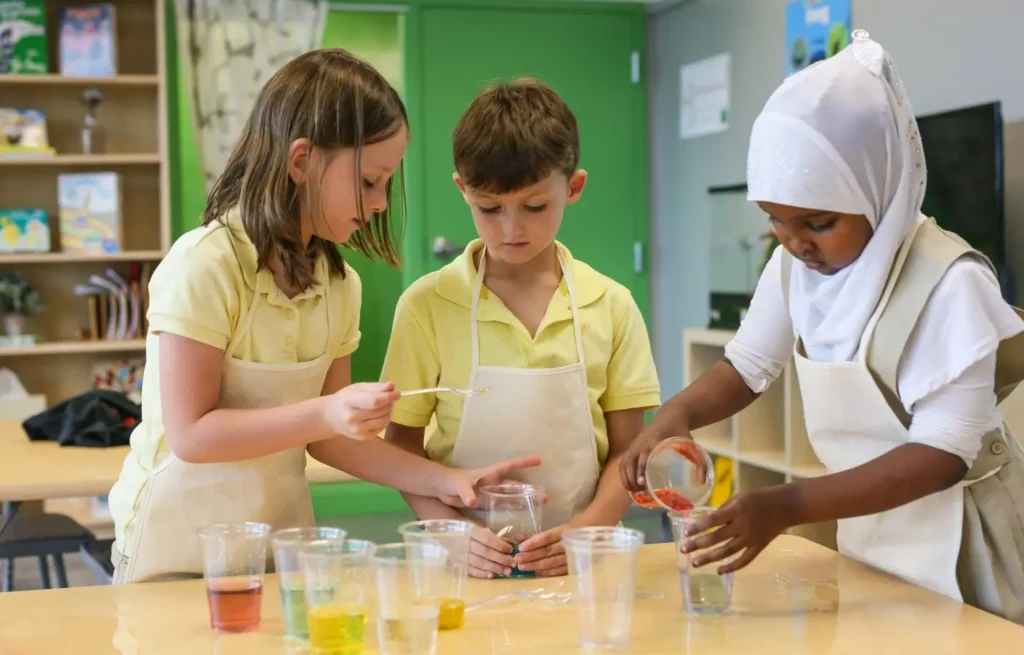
<box><xmin>398</xmin><ymin>519</ymin><xmax>474</xmax><ymax>630</ymax></box>
<box><xmin>299</xmin><ymin>538</ymin><xmax>375</xmax><ymax>654</ymax></box>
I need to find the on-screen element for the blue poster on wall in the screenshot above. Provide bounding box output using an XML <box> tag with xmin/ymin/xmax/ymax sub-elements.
<box><xmin>785</xmin><ymin>0</ymin><xmax>852</xmax><ymax>78</ymax></box>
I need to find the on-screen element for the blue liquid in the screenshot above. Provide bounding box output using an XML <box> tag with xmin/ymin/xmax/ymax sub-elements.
<box><xmin>496</xmin><ymin>544</ymin><xmax>535</xmax><ymax>579</ymax></box>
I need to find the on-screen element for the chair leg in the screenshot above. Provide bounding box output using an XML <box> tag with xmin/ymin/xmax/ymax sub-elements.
<box><xmin>52</xmin><ymin>554</ymin><xmax>69</xmax><ymax>588</ymax></box>
<box><xmin>2</xmin><ymin>558</ymin><xmax>12</xmax><ymax>592</ymax></box>
<box><xmin>37</xmin><ymin>555</ymin><xmax>51</xmax><ymax>589</ymax></box>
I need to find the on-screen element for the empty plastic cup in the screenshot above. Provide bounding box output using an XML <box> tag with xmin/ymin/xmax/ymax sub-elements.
<box><xmin>197</xmin><ymin>522</ymin><xmax>271</xmax><ymax>633</ymax></box>
<box><xmin>563</xmin><ymin>526</ymin><xmax>645</xmax><ymax>651</ymax></box>
<box><xmin>631</xmin><ymin>438</ymin><xmax>714</xmax><ymax>512</ymax></box>
<box><xmin>372</xmin><ymin>542</ymin><xmax>448</xmax><ymax>655</ymax></box>
<box><xmin>398</xmin><ymin>519</ymin><xmax>474</xmax><ymax>630</ymax></box>
<box><xmin>671</xmin><ymin>508</ymin><xmax>733</xmax><ymax>614</ymax></box>
<box><xmin>300</xmin><ymin>537</ymin><xmax>375</xmax><ymax>655</ymax></box>
<box><xmin>480</xmin><ymin>483</ymin><xmax>545</xmax><ymax>578</ymax></box>
<box><xmin>271</xmin><ymin>527</ymin><xmax>347</xmax><ymax>641</ymax></box>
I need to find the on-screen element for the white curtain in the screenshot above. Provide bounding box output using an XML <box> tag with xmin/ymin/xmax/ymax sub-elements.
<box><xmin>175</xmin><ymin>0</ymin><xmax>327</xmax><ymax>191</ymax></box>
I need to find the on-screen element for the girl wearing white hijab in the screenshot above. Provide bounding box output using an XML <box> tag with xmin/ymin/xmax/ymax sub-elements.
<box><xmin>621</xmin><ymin>31</ymin><xmax>1024</xmax><ymax>623</ymax></box>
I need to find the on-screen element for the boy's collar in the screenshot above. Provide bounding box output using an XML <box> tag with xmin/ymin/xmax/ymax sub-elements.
<box><xmin>434</xmin><ymin>239</ymin><xmax>608</xmax><ymax>309</ymax></box>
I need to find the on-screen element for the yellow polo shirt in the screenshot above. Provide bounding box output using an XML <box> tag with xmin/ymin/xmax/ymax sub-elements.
<box><xmin>381</xmin><ymin>240</ymin><xmax>661</xmax><ymax>467</ymax></box>
<box><xmin>108</xmin><ymin>210</ymin><xmax>361</xmax><ymax>557</ymax></box>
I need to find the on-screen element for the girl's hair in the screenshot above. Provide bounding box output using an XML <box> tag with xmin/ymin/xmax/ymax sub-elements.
<box><xmin>202</xmin><ymin>48</ymin><xmax>407</xmax><ymax>291</ymax></box>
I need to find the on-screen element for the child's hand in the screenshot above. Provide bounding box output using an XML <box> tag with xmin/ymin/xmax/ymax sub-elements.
<box><xmin>515</xmin><ymin>525</ymin><xmax>569</xmax><ymax>577</ymax></box>
<box><xmin>322</xmin><ymin>382</ymin><xmax>401</xmax><ymax>440</ymax></box>
<box><xmin>681</xmin><ymin>487</ymin><xmax>795</xmax><ymax>574</ymax></box>
<box><xmin>435</xmin><ymin>457</ymin><xmax>543</xmax><ymax>508</ymax></box>
<box><xmin>467</xmin><ymin>526</ymin><xmax>516</xmax><ymax>579</ymax></box>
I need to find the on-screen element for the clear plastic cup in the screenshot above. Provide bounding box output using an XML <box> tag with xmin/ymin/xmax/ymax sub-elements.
<box><xmin>197</xmin><ymin>522</ymin><xmax>271</xmax><ymax>633</ymax></box>
<box><xmin>631</xmin><ymin>437</ymin><xmax>714</xmax><ymax>513</ymax></box>
<box><xmin>671</xmin><ymin>508</ymin><xmax>734</xmax><ymax>614</ymax></box>
<box><xmin>300</xmin><ymin>537</ymin><xmax>375</xmax><ymax>655</ymax></box>
<box><xmin>480</xmin><ymin>483</ymin><xmax>545</xmax><ymax>578</ymax></box>
<box><xmin>562</xmin><ymin>527</ymin><xmax>645</xmax><ymax>652</ymax></box>
<box><xmin>398</xmin><ymin>519</ymin><xmax>474</xmax><ymax>630</ymax></box>
<box><xmin>372</xmin><ymin>542</ymin><xmax>448</xmax><ymax>655</ymax></box>
<box><xmin>271</xmin><ymin>527</ymin><xmax>347</xmax><ymax>641</ymax></box>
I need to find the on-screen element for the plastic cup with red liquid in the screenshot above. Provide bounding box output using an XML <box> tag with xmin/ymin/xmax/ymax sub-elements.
<box><xmin>631</xmin><ymin>438</ymin><xmax>714</xmax><ymax>514</ymax></box>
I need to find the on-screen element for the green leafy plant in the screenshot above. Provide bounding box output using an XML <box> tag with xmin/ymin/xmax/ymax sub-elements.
<box><xmin>0</xmin><ymin>271</ymin><xmax>44</xmax><ymax>316</ymax></box>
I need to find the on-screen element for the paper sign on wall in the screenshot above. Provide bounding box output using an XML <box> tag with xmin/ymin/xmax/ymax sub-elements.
<box><xmin>680</xmin><ymin>53</ymin><xmax>730</xmax><ymax>140</ymax></box>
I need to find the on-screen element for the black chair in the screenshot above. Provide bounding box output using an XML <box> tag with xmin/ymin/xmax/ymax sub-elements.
<box><xmin>0</xmin><ymin>507</ymin><xmax>96</xmax><ymax>592</ymax></box>
<box><xmin>80</xmin><ymin>538</ymin><xmax>115</xmax><ymax>584</ymax></box>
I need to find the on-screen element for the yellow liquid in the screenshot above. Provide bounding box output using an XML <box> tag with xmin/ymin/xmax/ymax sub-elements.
<box><xmin>438</xmin><ymin>597</ymin><xmax>464</xmax><ymax>630</ymax></box>
<box><xmin>307</xmin><ymin>604</ymin><xmax>366</xmax><ymax>655</ymax></box>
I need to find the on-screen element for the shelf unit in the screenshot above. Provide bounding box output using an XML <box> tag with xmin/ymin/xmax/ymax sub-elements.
<box><xmin>0</xmin><ymin>0</ymin><xmax>168</xmax><ymax>409</ymax></box>
<box><xmin>685</xmin><ymin>328</ymin><xmax>838</xmax><ymax>549</ymax></box>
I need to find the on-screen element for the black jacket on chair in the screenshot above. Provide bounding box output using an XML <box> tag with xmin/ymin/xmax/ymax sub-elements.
<box><xmin>22</xmin><ymin>389</ymin><xmax>141</xmax><ymax>447</ymax></box>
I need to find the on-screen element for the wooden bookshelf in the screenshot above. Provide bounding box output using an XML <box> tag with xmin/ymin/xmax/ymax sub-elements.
<box><xmin>684</xmin><ymin>329</ymin><xmax>838</xmax><ymax>550</ymax></box>
<box><xmin>0</xmin><ymin>0</ymin><xmax>168</xmax><ymax>408</ymax></box>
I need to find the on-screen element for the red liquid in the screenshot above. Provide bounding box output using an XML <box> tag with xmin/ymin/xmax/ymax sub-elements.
<box><xmin>631</xmin><ymin>488</ymin><xmax>695</xmax><ymax>512</ymax></box>
<box><xmin>206</xmin><ymin>578</ymin><xmax>263</xmax><ymax>633</ymax></box>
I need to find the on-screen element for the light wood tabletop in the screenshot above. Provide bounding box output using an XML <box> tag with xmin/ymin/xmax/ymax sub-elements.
<box><xmin>0</xmin><ymin>536</ymin><xmax>1021</xmax><ymax>654</ymax></box>
<box><xmin>0</xmin><ymin>420</ymin><xmax>354</xmax><ymax>502</ymax></box>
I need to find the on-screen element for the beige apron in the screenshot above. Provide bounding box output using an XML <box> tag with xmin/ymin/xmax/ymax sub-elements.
<box><xmin>782</xmin><ymin>216</ymin><xmax>1024</xmax><ymax>623</ymax></box>
<box><xmin>115</xmin><ymin>269</ymin><xmax>330</xmax><ymax>583</ymax></box>
<box><xmin>449</xmin><ymin>250</ymin><xmax>600</xmax><ymax>531</ymax></box>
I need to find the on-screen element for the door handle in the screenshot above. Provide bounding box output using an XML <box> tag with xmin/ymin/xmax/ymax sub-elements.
<box><xmin>432</xmin><ymin>236</ymin><xmax>465</xmax><ymax>261</ymax></box>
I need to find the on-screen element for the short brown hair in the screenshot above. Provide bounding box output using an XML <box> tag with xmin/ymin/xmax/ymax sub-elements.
<box><xmin>452</xmin><ymin>78</ymin><xmax>580</xmax><ymax>194</ymax></box>
<box><xmin>202</xmin><ymin>48</ymin><xmax>407</xmax><ymax>292</ymax></box>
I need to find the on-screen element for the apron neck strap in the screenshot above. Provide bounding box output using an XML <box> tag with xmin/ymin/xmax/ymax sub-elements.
<box><xmin>470</xmin><ymin>247</ymin><xmax>586</xmax><ymax>369</ymax></box>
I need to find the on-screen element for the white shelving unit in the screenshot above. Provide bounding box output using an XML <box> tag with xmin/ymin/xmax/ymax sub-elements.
<box><xmin>685</xmin><ymin>328</ymin><xmax>837</xmax><ymax>549</ymax></box>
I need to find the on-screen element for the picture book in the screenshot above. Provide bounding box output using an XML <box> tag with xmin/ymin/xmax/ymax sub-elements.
<box><xmin>0</xmin><ymin>107</ymin><xmax>54</xmax><ymax>156</ymax></box>
<box><xmin>59</xmin><ymin>3</ymin><xmax>115</xmax><ymax>77</ymax></box>
<box><xmin>0</xmin><ymin>208</ymin><xmax>50</xmax><ymax>252</ymax></box>
<box><xmin>0</xmin><ymin>0</ymin><xmax>48</xmax><ymax>74</ymax></box>
<box><xmin>58</xmin><ymin>172</ymin><xmax>122</xmax><ymax>254</ymax></box>
<box><xmin>92</xmin><ymin>357</ymin><xmax>143</xmax><ymax>404</ymax></box>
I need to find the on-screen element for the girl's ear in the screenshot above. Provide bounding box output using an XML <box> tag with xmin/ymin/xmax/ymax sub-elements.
<box><xmin>288</xmin><ymin>138</ymin><xmax>312</xmax><ymax>184</ymax></box>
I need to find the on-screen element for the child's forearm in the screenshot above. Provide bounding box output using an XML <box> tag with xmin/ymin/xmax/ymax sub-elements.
<box><xmin>171</xmin><ymin>396</ymin><xmax>335</xmax><ymax>463</ymax></box>
<box><xmin>401</xmin><ymin>492</ymin><xmax>470</xmax><ymax>521</ymax></box>
<box><xmin>783</xmin><ymin>443</ymin><xmax>968</xmax><ymax>526</ymax></box>
<box><xmin>577</xmin><ymin>455</ymin><xmax>633</xmax><ymax>526</ymax></box>
<box><xmin>649</xmin><ymin>361</ymin><xmax>758</xmax><ymax>439</ymax></box>
<box><xmin>307</xmin><ymin>436</ymin><xmax>451</xmax><ymax>499</ymax></box>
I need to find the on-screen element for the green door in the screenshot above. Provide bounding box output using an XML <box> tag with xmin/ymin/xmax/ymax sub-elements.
<box><xmin>409</xmin><ymin>5</ymin><xmax>649</xmax><ymax>314</ymax></box>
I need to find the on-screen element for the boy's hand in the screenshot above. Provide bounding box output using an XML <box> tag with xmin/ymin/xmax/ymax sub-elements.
<box><xmin>681</xmin><ymin>487</ymin><xmax>796</xmax><ymax>574</ymax></box>
<box><xmin>322</xmin><ymin>382</ymin><xmax>401</xmax><ymax>440</ymax></box>
<box><xmin>435</xmin><ymin>457</ymin><xmax>543</xmax><ymax>508</ymax></box>
<box><xmin>467</xmin><ymin>526</ymin><xmax>516</xmax><ymax>579</ymax></box>
<box><xmin>515</xmin><ymin>525</ymin><xmax>570</xmax><ymax>577</ymax></box>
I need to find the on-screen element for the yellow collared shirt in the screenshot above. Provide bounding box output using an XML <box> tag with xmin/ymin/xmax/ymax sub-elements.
<box><xmin>381</xmin><ymin>240</ymin><xmax>661</xmax><ymax>467</ymax></box>
<box><xmin>108</xmin><ymin>210</ymin><xmax>362</xmax><ymax>556</ymax></box>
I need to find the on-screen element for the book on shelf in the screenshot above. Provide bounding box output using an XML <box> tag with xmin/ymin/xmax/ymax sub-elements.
<box><xmin>75</xmin><ymin>263</ymin><xmax>149</xmax><ymax>342</ymax></box>
<box><xmin>59</xmin><ymin>3</ymin><xmax>116</xmax><ymax>77</ymax></box>
<box><xmin>0</xmin><ymin>107</ymin><xmax>55</xmax><ymax>157</ymax></box>
<box><xmin>92</xmin><ymin>357</ymin><xmax>142</xmax><ymax>404</ymax></box>
<box><xmin>0</xmin><ymin>0</ymin><xmax>48</xmax><ymax>75</ymax></box>
<box><xmin>58</xmin><ymin>171</ymin><xmax>122</xmax><ymax>254</ymax></box>
<box><xmin>0</xmin><ymin>208</ymin><xmax>50</xmax><ymax>252</ymax></box>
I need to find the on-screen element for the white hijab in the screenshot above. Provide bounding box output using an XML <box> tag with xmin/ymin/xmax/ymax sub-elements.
<box><xmin>746</xmin><ymin>31</ymin><xmax>925</xmax><ymax>362</ymax></box>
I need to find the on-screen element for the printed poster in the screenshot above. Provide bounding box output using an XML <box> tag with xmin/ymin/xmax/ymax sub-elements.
<box><xmin>679</xmin><ymin>53</ymin><xmax>730</xmax><ymax>140</ymax></box>
<box><xmin>785</xmin><ymin>0</ymin><xmax>852</xmax><ymax>78</ymax></box>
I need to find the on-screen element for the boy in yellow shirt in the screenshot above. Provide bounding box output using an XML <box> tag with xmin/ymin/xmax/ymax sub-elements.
<box><xmin>383</xmin><ymin>79</ymin><xmax>661</xmax><ymax>578</ymax></box>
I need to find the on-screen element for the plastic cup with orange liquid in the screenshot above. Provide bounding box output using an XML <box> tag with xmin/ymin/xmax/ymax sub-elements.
<box><xmin>197</xmin><ymin>522</ymin><xmax>271</xmax><ymax>633</ymax></box>
<box><xmin>398</xmin><ymin>519</ymin><xmax>474</xmax><ymax>630</ymax></box>
<box><xmin>630</xmin><ymin>438</ymin><xmax>714</xmax><ymax>514</ymax></box>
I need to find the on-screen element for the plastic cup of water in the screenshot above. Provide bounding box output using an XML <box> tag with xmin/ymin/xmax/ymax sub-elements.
<box><xmin>562</xmin><ymin>526</ymin><xmax>645</xmax><ymax>652</ymax></box>
<box><xmin>631</xmin><ymin>438</ymin><xmax>714</xmax><ymax>513</ymax></box>
<box><xmin>197</xmin><ymin>522</ymin><xmax>271</xmax><ymax>633</ymax></box>
<box><xmin>372</xmin><ymin>542</ymin><xmax>448</xmax><ymax>655</ymax></box>
<box><xmin>480</xmin><ymin>483</ymin><xmax>545</xmax><ymax>578</ymax></box>
<box><xmin>299</xmin><ymin>538</ymin><xmax>375</xmax><ymax>655</ymax></box>
<box><xmin>271</xmin><ymin>527</ymin><xmax>347</xmax><ymax>641</ymax></box>
<box><xmin>671</xmin><ymin>508</ymin><xmax>734</xmax><ymax>614</ymax></box>
<box><xmin>398</xmin><ymin>519</ymin><xmax>474</xmax><ymax>630</ymax></box>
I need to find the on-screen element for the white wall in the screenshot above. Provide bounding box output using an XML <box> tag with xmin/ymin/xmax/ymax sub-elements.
<box><xmin>647</xmin><ymin>0</ymin><xmax>1024</xmax><ymax>396</ymax></box>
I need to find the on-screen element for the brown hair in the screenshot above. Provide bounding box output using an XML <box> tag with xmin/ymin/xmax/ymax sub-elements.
<box><xmin>202</xmin><ymin>48</ymin><xmax>407</xmax><ymax>291</ymax></box>
<box><xmin>452</xmin><ymin>78</ymin><xmax>580</xmax><ymax>194</ymax></box>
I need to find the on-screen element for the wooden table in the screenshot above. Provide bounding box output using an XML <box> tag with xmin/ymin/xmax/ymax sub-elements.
<box><xmin>0</xmin><ymin>421</ymin><xmax>354</xmax><ymax>503</ymax></box>
<box><xmin>0</xmin><ymin>536</ymin><xmax>1020</xmax><ymax>654</ymax></box>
